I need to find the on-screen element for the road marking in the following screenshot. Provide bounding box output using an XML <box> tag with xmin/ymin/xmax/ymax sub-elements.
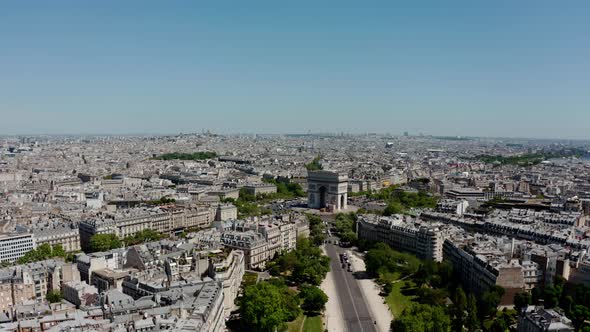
<box><xmin>336</xmin><ymin>246</ymin><xmax>365</xmax><ymax>332</ymax></box>
<box><xmin>322</xmin><ymin>245</ymin><xmax>347</xmax><ymax>332</ymax></box>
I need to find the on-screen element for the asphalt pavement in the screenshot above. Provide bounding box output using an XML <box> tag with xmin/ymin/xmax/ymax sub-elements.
<box><xmin>325</xmin><ymin>243</ymin><xmax>378</xmax><ymax>332</ymax></box>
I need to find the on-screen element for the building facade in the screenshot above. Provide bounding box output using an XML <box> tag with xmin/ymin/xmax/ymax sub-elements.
<box><xmin>79</xmin><ymin>207</ymin><xmax>214</xmax><ymax>251</ymax></box>
<box><xmin>357</xmin><ymin>215</ymin><xmax>444</xmax><ymax>262</ymax></box>
<box><xmin>32</xmin><ymin>224</ymin><xmax>81</xmax><ymax>252</ymax></box>
<box><xmin>221</xmin><ymin>231</ymin><xmax>268</xmax><ymax>269</ymax></box>
<box><xmin>0</xmin><ymin>233</ymin><xmax>34</xmax><ymax>263</ymax></box>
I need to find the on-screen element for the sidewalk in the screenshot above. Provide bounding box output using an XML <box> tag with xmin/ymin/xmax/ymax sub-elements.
<box><xmin>348</xmin><ymin>250</ymin><xmax>393</xmax><ymax>332</ymax></box>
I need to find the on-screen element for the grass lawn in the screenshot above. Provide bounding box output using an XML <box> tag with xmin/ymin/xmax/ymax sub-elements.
<box><xmin>378</xmin><ymin>271</ymin><xmax>401</xmax><ymax>284</ymax></box>
<box><xmin>303</xmin><ymin>315</ymin><xmax>323</xmax><ymax>332</ymax></box>
<box><xmin>287</xmin><ymin>314</ymin><xmax>323</xmax><ymax>332</ymax></box>
<box><xmin>287</xmin><ymin>314</ymin><xmax>305</xmax><ymax>332</ymax></box>
<box><xmin>385</xmin><ymin>279</ymin><xmax>418</xmax><ymax>318</ymax></box>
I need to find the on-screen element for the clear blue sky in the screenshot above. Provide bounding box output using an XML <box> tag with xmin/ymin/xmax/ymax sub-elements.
<box><xmin>1</xmin><ymin>1</ymin><xmax>589</xmax><ymax>138</ymax></box>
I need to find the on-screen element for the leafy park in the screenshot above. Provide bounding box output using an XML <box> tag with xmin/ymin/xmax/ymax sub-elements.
<box><xmin>352</xmin><ymin>185</ymin><xmax>438</xmax><ymax>215</ymax></box>
<box><xmin>234</xmin><ymin>237</ymin><xmax>330</xmax><ymax>332</ymax></box>
<box><xmin>363</xmin><ymin>241</ymin><xmax>516</xmax><ymax>332</ymax></box>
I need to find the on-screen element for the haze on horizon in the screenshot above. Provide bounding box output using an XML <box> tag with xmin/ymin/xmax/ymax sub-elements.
<box><xmin>1</xmin><ymin>1</ymin><xmax>589</xmax><ymax>139</ymax></box>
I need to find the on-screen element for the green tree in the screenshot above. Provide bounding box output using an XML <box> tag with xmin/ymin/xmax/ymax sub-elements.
<box><xmin>480</xmin><ymin>286</ymin><xmax>505</xmax><ymax>318</ymax></box>
<box><xmin>392</xmin><ymin>304</ymin><xmax>451</xmax><ymax>332</ymax></box>
<box><xmin>543</xmin><ymin>285</ymin><xmax>561</xmax><ymax>308</ymax></box>
<box><xmin>52</xmin><ymin>244</ymin><xmax>66</xmax><ymax>258</ymax></box>
<box><xmin>311</xmin><ymin>232</ymin><xmax>326</xmax><ymax>246</ymax></box>
<box><xmin>239</xmin><ymin>281</ymin><xmax>301</xmax><ymax>332</ymax></box>
<box><xmin>514</xmin><ymin>292</ymin><xmax>532</xmax><ymax>313</ymax></box>
<box><xmin>561</xmin><ymin>295</ymin><xmax>574</xmax><ymax>315</ymax></box>
<box><xmin>123</xmin><ymin>229</ymin><xmax>164</xmax><ymax>246</ymax></box>
<box><xmin>383</xmin><ymin>201</ymin><xmax>404</xmax><ymax>216</ymax></box>
<box><xmin>46</xmin><ymin>290</ymin><xmax>63</xmax><ymax>303</ymax></box>
<box><xmin>572</xmin><ymin>305</ymin><xmax>590</xmax><ymax>330</ymax></box>
<box><xmin>382</xmin><ymin>282</ymin><xmax>393</xmax><ymax>295</ymax></box>
<box><xmin>531</xmin><ymin>287</ymin><xmax>543</xmax><ymax>304</ymax></box>
<box><xmin>266</xmin><ymin>237</ymin><xmax>330</xmax><ymax>287</ymax></box>
<box><xmin>465</xmin><ymin>294</ymin><xmax>480</xmax><ymax>332</ymax></box>
<box><xmin>299</xmin><ymin>285</ymin><xmax>328</xmax><ymax>314</ymax></box>
<box><xmin>17</xmin><ymin>243</ymin><xmax>72</xmax><ymax>264</ymax></box>
<box><xmin>37</xmin><ymin>243</ymin><xmax>52</xmax><ymax>258</ymax></box>
<box><xmin>89</xmin><ymin>234</ymin><xmax>122</xmax><ymax>252</ymax></box>
<box><xmin>435</xmin><ymin>262</ymin><xmax>454</xmax><ymax>289</ymax></box>
<box><xmin>261</xmin><ymin>178</ymin><xmax>306</xmax><ymax>199</ymax></box>
<box><xmin>305</xmin><ymin>156</ymin><xmax>323</xmax><ymax>171</ymax></box>
<box><xmin>292</xmin><ymin>249</ymin><xmax>330</xmax><ymax>286</ymax></box>
<box><xmin>279</xmin><ymin>251</ymin><xmax>297</xmax><ymax>270</ymax></box>
<box><xmin>339</xmin><ymin>230</ymin><xmax>357</xmax><ymax>244</ymax></box>
<box><xmin>417</xmin><ymin>287</ymin><xmax>448</xmax><ymax>306</ymax></box>
<box><xmin>307</xmin><ymin>214</ymin><xmax>327</xmax><ymax>246</ymax></box>
<box><xmin>147</xmin><ymin>196</ymin><xmax>176</xmax><ymax>206</ymax></box>
<box><xmin>365</xmin><ymin>242</ymin><xmax>419</xmax><ymax>278</ymax></box>
<box><xmin>334</xmin><ymin>213</ymin><xmax>358</xmax><ymax>245</ymax></box>
<box><xmin>451</xmin><ymin>287</ymin><xmax>467</xmax><ymax>332</ymax></box>
<box><xmin>490</xmin><ymin>316</ymin><xmax>508</xmax><ymax>332</ymax></box>
<box><xmin>414</xmin><ymin>260</ymin><xmax>436</xmax><ymax>286</ymax></box>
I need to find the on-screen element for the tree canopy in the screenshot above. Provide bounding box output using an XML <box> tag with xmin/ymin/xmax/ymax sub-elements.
<box><xmin>146</xmin><ymin>197</ymin><xmax>176</xmax><ymax>206</ymax></box>
<box><xmin>479</xmin><ymin>285</ymin><xmax>505</xmax><ymax>319</ymax></box>
<box><xmin>392</xmin><ymin>304</ymin><xmax>451</xmax><ymax>332</ymax></box>
<box><xmin>239</xmin><ymin>280</ymin><xmax>301</xmax><ymax>332</ymax></box>
<box><xmin>365</xmin><ymin>242</ymin><xmax>420</xmax><ymax>278</ymax></box>
<box><xmin>222</xmin><ymin>189</ymin><xmax>273</xmax><ymax>218</ymax></box>
<box><xmin>267</xmin><ymin>238</ymin><xmax>330</xmax><ymax>286</ymax></box>
<box><xmin>305</xmin><ymin>156</ymin><xmax>323</xmax><ymax>171</ymax></box>
<box><xmin>514</xmin><ymin>292</ymin><xmax>532</xmax><ymax>313</ymax></box>
<box><xmin>381</xmin><ymin>190</ymin><xmax>438</xmax><ymax>215</ymax></box>
<box><xmin>334</xmin><ymin>213</ymin><xmax>358</xmax><ymax>245</ymax></box>
<box><xmin>299</xmin><ymin>284</ymin><xmax>328</xmax><ymax>314</ymax></box>
<box><xmin>46</xmin><ymin>290</ymin><xmax>63</xmax><ymax>303</ymax></box>
<box><xmin>89</xmin><ymin>234</ymin><xmax>122</xmax><ymax>252</ymax></box>
<box><xmin>307</xmin><ymin>214</ymin><xmax>326</xmax><ymax>246</ymax></box>
<box><xmin>17</xmin><ymin>244</ymin><xmax>67</xmax><ymax>264</ymax></box>
<box><xmin>123</xmin><ymin>229</ymin><xmax>166</xmax><ymax>246</ymax></box>
<box><xmin>530</xmin><ymin>276</ymin><xmax>590</xmax><ymax>329</ymax></box>
<box><xmin>262</xmin><ymin>178</ymin><xmax>305</xmax><ymax>199</ymax></box>
<box><xmin>291</xmin><ymin>238</ymin><xmax>331</xmax><ymax>286</ymax></box>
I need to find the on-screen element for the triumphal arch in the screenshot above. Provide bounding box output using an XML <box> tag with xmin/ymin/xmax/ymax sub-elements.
<box><xmin>307</xmin><ymin>170</ymin><xmax>348</xmax><ymax>211</ymax></box>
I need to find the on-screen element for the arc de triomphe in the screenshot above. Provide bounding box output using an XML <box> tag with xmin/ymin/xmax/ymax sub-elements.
<box><xmin>307</xmin><ymin>170</ymin><xmax>348</xmax><ymax>211</ymax></box>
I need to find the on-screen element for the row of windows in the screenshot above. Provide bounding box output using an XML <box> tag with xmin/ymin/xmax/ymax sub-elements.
<box><xmin>0</xmin><ymin>240</ymin><xmax>32</xmax><ymax>246</ymax></box>
<box><xmin>2</xmin><ymin>244</ymin><xmax>32</xmax><ymax>250</ymax></box>
<box><xmin>1</xmin><ymin>253</ymin><xmax>29</xmax><ymax>259</ymax></box>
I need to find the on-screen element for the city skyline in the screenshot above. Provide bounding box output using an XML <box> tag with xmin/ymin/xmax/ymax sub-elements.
<box><xmin>2</xmin><ymin>3</ymin><xmax>590</xmax><ymax>330</ymax></box>
<box><xmin>2</xmin><ymin>1</ymin><xmax>589</xmax><ymax>138</ymax></box>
